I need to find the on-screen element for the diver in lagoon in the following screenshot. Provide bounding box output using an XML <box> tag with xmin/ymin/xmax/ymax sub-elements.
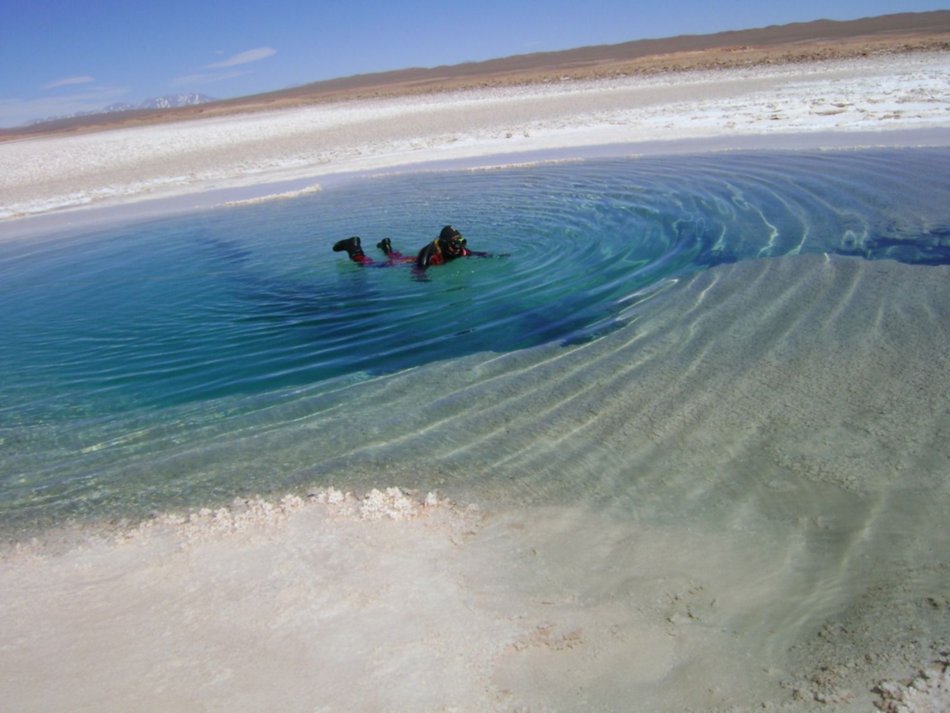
<box><xmin>333</xmin><ymin>225</ymin><xmax>496</xmax><ymax>272</ymax></box>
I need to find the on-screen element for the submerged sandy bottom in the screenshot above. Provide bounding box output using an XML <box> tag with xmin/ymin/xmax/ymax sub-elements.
<box><xmin>2</xmin><ymin>254</ymin><xmax>948</xmax><ymax>712</ymax></box>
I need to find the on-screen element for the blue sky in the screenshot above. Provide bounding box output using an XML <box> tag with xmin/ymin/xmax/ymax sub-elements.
<box><xmin>0</xmin><ymin>0</ymin><xmax>945</xmax><ymax>127</ymax></box>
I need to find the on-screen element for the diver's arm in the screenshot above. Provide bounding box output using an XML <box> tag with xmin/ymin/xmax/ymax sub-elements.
<box><xmin>415</xmin><ymin>243</ymin><xmax>435</xmax><ymax>269</ymax></box>
<box><xmin>416</xmin><ymin>241</ymin><xmax>450</xmax><ymax>269</ymax></box>
<box><xmin>463</xmin><ymin>248</ymin><xmax>510</xmax><ymax>258</ymax></box>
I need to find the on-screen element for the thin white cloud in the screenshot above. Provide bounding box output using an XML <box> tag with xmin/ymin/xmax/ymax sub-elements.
<box><xmin>43</xmin><ymin>75</ymin><xmax>96</xmax><ymax>90</ymax></box>
<box><xmin>170</xmin><ymin>70</ymin><xmax>249</xmax><ymax>87</ymax></box>
<box><xmin>203</xmin><ymin>47</ymin><xmax>276</xmax><ymax>69</ymax></box>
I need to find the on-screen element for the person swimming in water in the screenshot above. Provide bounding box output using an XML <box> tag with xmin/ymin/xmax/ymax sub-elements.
<box><xmin>332</xmin><ymin>225</ymin><xmax>494</xmax><ymax>272</ymax></box>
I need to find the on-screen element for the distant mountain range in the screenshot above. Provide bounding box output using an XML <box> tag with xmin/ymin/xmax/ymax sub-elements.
<box><xmin>28</xmin><ymin>93</ymin><xmax>216</xmax><ymax>126</ymax></box>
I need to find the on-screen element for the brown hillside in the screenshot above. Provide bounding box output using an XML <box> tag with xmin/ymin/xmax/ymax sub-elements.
<box><xmin>3</xmin><ymin>11</ymin><xmax>948</xmax><ymax>141</ymax></box>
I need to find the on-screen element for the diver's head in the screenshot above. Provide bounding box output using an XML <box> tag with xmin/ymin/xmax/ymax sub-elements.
<box><xmin>438</xmin><ymin>225</ymin><xmax>466</xmax><ymax>257</ymax></box>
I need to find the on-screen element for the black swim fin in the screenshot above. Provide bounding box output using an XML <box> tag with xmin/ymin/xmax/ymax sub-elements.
<box><xmin>333</xmin><ymin>236</ymin><xmax>365</xmax><ymax>258</ymax></box>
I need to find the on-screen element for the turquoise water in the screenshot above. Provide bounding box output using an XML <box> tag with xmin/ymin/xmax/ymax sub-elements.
<box><xmin>1</xmin><ymin>148</ymin><xmax>948</xmax><ymax>532</ymax></box>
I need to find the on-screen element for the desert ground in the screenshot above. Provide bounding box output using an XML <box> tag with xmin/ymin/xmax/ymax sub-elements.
<box><xmin>1</xmin><ymin>12</ymin><xmax>948</xmax><ymax>230</ymax></box>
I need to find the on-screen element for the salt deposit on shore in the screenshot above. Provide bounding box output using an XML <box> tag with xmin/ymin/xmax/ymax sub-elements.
<box><xmin>1</xmin><ymin>52</ymin><xmax>948</xmax><ymax>222</ymax></box>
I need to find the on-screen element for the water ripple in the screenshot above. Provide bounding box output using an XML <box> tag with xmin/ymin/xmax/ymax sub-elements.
<box><xmin>1</xmin><ymin>148</ymin><xmax>949</xmax><ymax>527</ymax></box>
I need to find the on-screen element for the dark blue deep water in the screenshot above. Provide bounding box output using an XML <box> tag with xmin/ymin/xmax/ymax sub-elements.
<box><xmin>1</xmin><ymin>148</ymin><xmax>948</xmax><ymax>530</ymax></box>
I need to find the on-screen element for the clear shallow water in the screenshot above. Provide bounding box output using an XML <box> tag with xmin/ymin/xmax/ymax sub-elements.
<box><xmin>1</xmin><ymin>148</ymin><xmax>949</xmax><ymax>532</ymax></box>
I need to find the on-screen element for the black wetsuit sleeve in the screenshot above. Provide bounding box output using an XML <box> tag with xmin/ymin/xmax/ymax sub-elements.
<box><xmin>416</xmin><ymin>242</ymin><xmax>438</xmax><ymax>269</ymax></box>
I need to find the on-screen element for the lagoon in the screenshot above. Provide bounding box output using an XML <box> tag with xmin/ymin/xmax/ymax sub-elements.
<box><xmin>1</xmin><ymin>147</ymin><xmax>948</xmax><ymax>711</ymax></box>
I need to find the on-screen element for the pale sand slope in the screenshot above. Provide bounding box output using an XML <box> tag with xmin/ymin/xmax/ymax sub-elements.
<box><xmin>2</xmin><ymin>255</ymin><xmax>948</xmax><ymax>712</ymax></box>
<box><xmin>1</xmin><ymin>52</ymin><xmax>948</xmax><ymax>220</ymax></box>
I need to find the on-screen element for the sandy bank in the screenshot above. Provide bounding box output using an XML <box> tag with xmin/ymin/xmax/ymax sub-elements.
<box><xmin>1</xmin><ymin>52</ymin><xmax>948</xmax><ymax>227</ymax></box>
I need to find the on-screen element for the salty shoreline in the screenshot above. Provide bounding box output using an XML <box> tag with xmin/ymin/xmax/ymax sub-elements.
<box><xmin>1</xmin><ymin>51</ymin><xmax>948</xmax><ymax>235</ymax></box>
